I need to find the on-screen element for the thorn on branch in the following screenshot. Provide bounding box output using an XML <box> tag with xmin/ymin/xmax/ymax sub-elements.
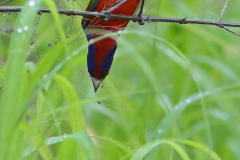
<box><xmin>179</xmin><ymin>17</ymin><xmax>187</xmax><ymax>24</ymax></box>
<box><xmin>146</xmin><ymin>13</ymin><xmax>149</xmax><ymax>21</ymax></box>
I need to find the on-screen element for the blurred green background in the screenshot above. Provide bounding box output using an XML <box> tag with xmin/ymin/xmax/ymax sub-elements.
<box><xmin>0</xmin><ymin>0</ymin><xmax>240</xmax><ymax>159</ymax></box>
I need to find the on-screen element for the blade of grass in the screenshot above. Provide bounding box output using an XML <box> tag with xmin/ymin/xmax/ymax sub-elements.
<box><xmin>106</xmin><ymin>78</ymin><xmax>146</xmax><ymax>145</ymax></box>
<box><xmin>54</xmin><ymin>74</ymin><xmax>85</xmax><ymax>132</ymax></box>
<box><xmin>0</xmin><ymin>0</ymin><xmax>43</xmax><ymax>159</ymax></box>
<box><xmin>89</xmin><ymin>135</ymin><xmax>132</xmax><ymax>153</ymax></box>
<box><xmin>57</xmin><ymin>138</ymin><xmax>77</xmax><ymax>160</ymax></box>
<box><xmin>174</xmin><ymin>139</ymin><xmax>222</xmax><ymax>160</ymax></box>
<box><xmin>44</xmin><ymin>0</ymin><xmax>68</xmax><ymax>55</ymax></box>
<box><xmin>123</xmin><ymin>30</ymin><xmax>212</xmax><ymax>159</ymax></box>
<box><xmin>150</xmin><ymin>82</ymin><xmax>240</xmax><ymax>141</ymax></box>
<box><xmin>131</xmin><ymin>140</ymin><xmax>190</xmax><ymax>160</ymax></box>
<box><xmin>19</xmin><ymin>122</ymin><xmax>52</xmax><ymax>160</ymax></box>
<box><xmin>21</xmin><ymin>0</ymin><xmax>68</xmax><ymax>106</ymax></box>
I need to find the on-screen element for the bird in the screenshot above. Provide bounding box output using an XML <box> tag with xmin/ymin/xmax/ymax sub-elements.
<box><xmin>82</xmin><ymin>0</ymin><xmax>145</xmax><ymax>93</ymax></box>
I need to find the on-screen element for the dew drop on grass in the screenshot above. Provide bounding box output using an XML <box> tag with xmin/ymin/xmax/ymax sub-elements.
<box><xmin>29</xmin><ymin>1</ymin><xmax>36</xmax><ymax>7</ymax></box>
<box><xmin>174</xmin><ymin>106</ymin><xmax>179</xmax><ymax>110</ymax></box>
<box><xmin>23</xmin><ymin>25</ymin><xmax>29</xmax><ymax>31</ymax></box>
<box><xmin>199</xmin><ymin>93</ymin><xmax>203</xmax><ymax>97</ymax></box>
<box><xmin>158</xmin><ymin>129</ymin><xmax>164</xmax><ymax>133</ymax></box>
<box><xmin>17</xmin><ymin>28</ymin><xmax>23</xmax><ymax>33</ymax></box>
<box><xmin>63</xmin><ymin>133</ymin><xmax>68</xmax><ymax>138</ymax></box>
<box><xmin>186</xmin><ymin>99</ymin><xmax>191</xmax><ymax>103</ymax></box>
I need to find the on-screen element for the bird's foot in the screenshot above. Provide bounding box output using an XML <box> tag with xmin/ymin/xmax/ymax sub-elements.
<box><xmin>102</xmin><ymin>10</ymin><xmax>111</xmax><ymax>23</ymax></box>
<box><xmin>133</xmin><ymin>13</ymin><xmax>145</xmax><ymax>25</ymax></box>
<box><xmin>134</xmin><ymin>0</ymin><xmax>146</xmax><ymax>25</ymax></box>
<box><xmin>137</xmin><ymin>12</ymin><xmax>145</xmax><ymax>25</ymax></box>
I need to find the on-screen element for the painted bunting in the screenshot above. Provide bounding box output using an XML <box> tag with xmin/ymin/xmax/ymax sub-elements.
<box><xmin>82</xmin><ymin>0</ymin><xmax>145</xmax><ymax>92</ymax></box>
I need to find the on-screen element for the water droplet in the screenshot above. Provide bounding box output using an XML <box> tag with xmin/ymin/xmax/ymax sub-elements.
<box><xmin>158</xmin><ymin>129</ymin><xmax>164</xmax><ymax>133</ymax></box>
<box><xmin>29</xmin><ymin>1</ymin><xmax>36</xmax><ymax>6</ymax></box>
<box><xmin>63</xmin><ymin>134</ymin><xmax>68</xmax><ymax>138</ymax></box>
<box><xmin>186</xmin><ymin>99</ymin><xmax>191</xmax><ymax>103</ymax></box>
<box><xmin>199</xmin><ymin>93</ymin><xmax>203</xmax><ymax>97</ymax></box>
<box><xmin>127</xmin><ymin>147</ymin><xmax>131</xmax><ymax>149</ymax></box>
<box><xmin>17</xmin><ymin>28</ymin><xmax>23</xmax><ymax>33</ymax></box>
<box><xmin>23</xmin><ymin>25</ymin><xmax>29</xmax><ymax>31</ymax></box>
<box><xmin>164</xmin><ymin>119</ymin><xmax>167</xmax><ymax>123</ymax></box>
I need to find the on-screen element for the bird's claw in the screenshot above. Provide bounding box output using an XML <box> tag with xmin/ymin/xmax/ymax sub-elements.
<box><xmin>138</xmin><ymin>13</ymin><xmax>145</xmax><ymax>25</ymax></box>
<box><xmin>102</xmin><ymin>11</ymin><xmax>111</xmax><ymax>23</ymax></box>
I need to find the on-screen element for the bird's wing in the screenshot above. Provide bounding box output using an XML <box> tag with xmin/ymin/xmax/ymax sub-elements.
<box><xmin>82</xmin><ymin>0</ymin><xmax>100</xmax><ymax>29</ymax></box>
<box><xmin>88</xmin><ymin>0</ymin><xmax>100</xmax><ymax>11</ymax></box>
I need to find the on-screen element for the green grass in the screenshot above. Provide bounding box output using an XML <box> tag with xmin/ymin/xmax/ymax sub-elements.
<box><xmin>0</xmin><ymin>0</ymin><xmax>240</xmax><ymax>159</ymax></box>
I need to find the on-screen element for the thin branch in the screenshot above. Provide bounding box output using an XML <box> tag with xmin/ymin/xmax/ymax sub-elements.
<box><xmin>216</xmin><ymin>0</ymin><xmax>240</xmax><ymax>37</ymax></box>
<box><xmin>31</xmin><ymin>12</ymin><xmax>42</xmax><ymax>45</ymax></box>
<box><xmin>0</xmin><ymin>0</ymin><xmax>12</xmax><ymax>5</ymax></box>
<box><xmin>218</xmin><ymin>0</ymin><xmax>229</xmax><ymax>22</ymax></box>
<box><xmin>222</xmin><ymin>26</ymin><xmax>240</xmax><ymax>37</ymax></box>
<box><xmin>0</xmin><ymin>6</ymin><xmax>240</xmax><ymax>28</ymax></box>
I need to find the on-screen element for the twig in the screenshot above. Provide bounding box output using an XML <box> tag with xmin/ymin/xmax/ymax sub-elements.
<box><xmin>1</xmin><ymin>6</ymin><xmax>240</xmax><ymax>37</ymax></box>
<box><xmin>0</xmin><ymin>0</ymin><xmax>12</xmax><ymax>5</ymax></box>
<box><xmin>31</xmin><ymin>12</ymin><xmax>42</xmax><ymax>45</ymax></box>
<box><xmin>216</xmin><ymin>0</ymin><xmax>240</xmax><ymax>37</ymax></box>
<box><xmin>0</xmin><ymin>6</ymin><xmax>240</xmax><ymax>28</ymax></box>
<box><xmin>218</xmin><ymin>0</ymin><xmax>229</xmax><ymax>22</ymax></box>
<box><xmin>222</xmin><ymin>26</ymin><xmax>240</xmax><ymax>37</ymax></box>
<box><xmin>57</xmin><ymin>0</ymin><xmax>67</xmax><ymax>7</ymax></box>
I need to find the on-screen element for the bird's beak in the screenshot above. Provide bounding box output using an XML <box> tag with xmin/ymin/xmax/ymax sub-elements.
<box><xmin>92</xmin><ymin>78</ymin><xmax>102</xmax><ymax>93</ymax></box>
